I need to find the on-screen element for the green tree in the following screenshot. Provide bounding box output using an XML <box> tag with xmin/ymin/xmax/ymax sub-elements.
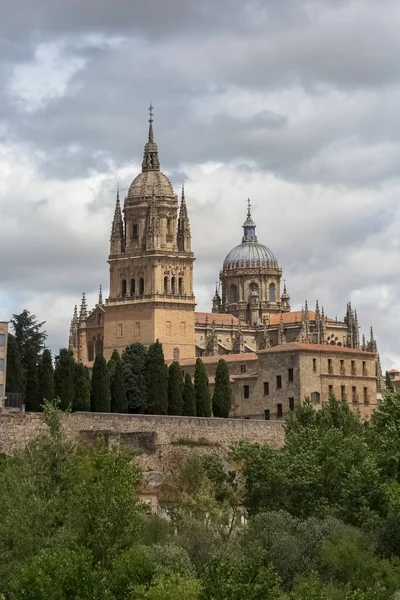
<box><xmin>72</xmin><ymin>362</ymin><xmax>91</xmax><ymax>411</ymax></box>
<box><xmin>146</xmin><ymin>341</ymin><xmax>168</xmax><ymax>415</ymax></box>
<box><xmin>5</xmin><ymin>334</ymin><xmax>25</xmax><ymax>393</ymax></box>
<box><xmin>10</xmin><ymin>309</ymin><xmax>46</xmax><ymax>363</ymax></box>
<box><xmin>107</xmin><ymin>349</ymin><xmax>120</xmax><ymax>381</ymax></box>
<box><xmin>168</xmin><ymin>362</ymin><xmax>183</xmax><ymax>415</ymax></box>
<box><xmin>122</xmin><ymin>343</ymin><xmax>148</xmax><ymax>413</ymax></box>
<box><xmin>369</xmin><ymin>391</ymin><xmax>400</xmax><ymax>478</ymax></box>
<box><xmin>111</xmin><ymin>357</ymin><xmax>128</xmax><ymax>413</ymax></box>
<box><xmin>91</xmin><ymin>354</ymin><xmax>110</xmax><ymax>413</ymax></box>
<box><xmin>54</xmin><ymin>348</ymin><xmax>75</xmax><ymax>411</ymax></box>
<box><xmin>182</xmin><ymin>373</ymin><xmax>196</xmax><ymax>416</ymax></box>
<box><xmin>385</xmin><ymin>371</ymin><xmax>395</xmax><ymax>392</ymax></box>
<box><xmin>24</xmin><ymin>345</ymin><xmax>40</xmax><ymax>412</ymax></box>
<box><xmin>194</xmin><ymin>358</ymin><xmax>211</xmax><ymax>417</ymax></box>
<box><xmin>212</xmin><ymin>359</ymin><xmax>231</xmax><ymax>418</ymax></box>
<box><xmin>38</xmin><ymin>348</ymin><xmax>54</xmax><ymax>402</ymax></box>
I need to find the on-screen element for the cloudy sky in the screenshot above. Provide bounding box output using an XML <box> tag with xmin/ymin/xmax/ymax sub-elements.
<box><xmin>1</xmin><ymin>0</ymin><xmax>400</xmax><ymax>368</ymax></box>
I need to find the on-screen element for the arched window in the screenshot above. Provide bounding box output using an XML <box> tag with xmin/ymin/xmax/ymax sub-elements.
<box><xmin>268</xmin><ymin>283</ymin><xmax>276</xmax><ymax>302</ymax></box>
<box><xmin>139</xmin><ymin>278</ymin><xmax>144</xmax><ymax>295</ymax></box>
<box><xmin>130</xmin><ymin>278</ymin><xmax>136</xmax><ymax>296</ymax></box>
<box><xmin>95</xmin><ymin>337</ymin><xmax>103</xmax><ymax>357</ymax></box>
<box><xmin>164</xmin><ymin>276</ymin><xmax>168</xmax><ymax>294</ymax></box>
<box><xmin>311</xmin><ymin>391</ymin><xmax>320</xmax><ymax>404</ymax></box>
<box><xmin>87</xmin><ymin>343</ymin><xmax>94</xmax><ymax>362</ymax></box>
<box><xmin>178</xmin><ymin>277</ymin><xmax>183</xmax><ymax>295</ymax></box>
<box><xmin>171</xmin><ymin>276</ymin><xmax>176</xmax><ymax>294</ymax></box>
<box><xmin>122</xmin><ymin>279</ymin><xmax>127</xmax><ymax>297</ymax></box>
<box><xmin>250</xmin><ymin>281</ymin><xmax>259</xmax><ymax>292</ymax></box>
<box><xmin>230</xmin><ymin>284</ymin><xmax>238</xmax><ymax>304</ymax></box>
<box><xmin>97</xmin><ymin>313</ymin><xmax>102</xmax><ymax>326</ymax></box>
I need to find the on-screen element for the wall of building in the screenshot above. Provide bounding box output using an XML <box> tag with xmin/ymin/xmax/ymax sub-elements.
<box><xmin>0</xmin><ymin>322</ymin><xmax>8</xmax><ymax>408</ymax></box>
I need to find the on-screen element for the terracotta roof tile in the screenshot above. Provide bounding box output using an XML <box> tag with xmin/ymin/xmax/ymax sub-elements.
<box><xmin>258</xmin><ymin>342</ymin><xmax>375</xmax><ymax>356</ymax></box>
<box><xmin>268</xmin><ymin>311</ymin><xmax>336</xmax><ymax>326</ymax></box>
<box><xmin>388</xmin><ymin>369</ymin><xmax>400</xmax><ymax>373</ymax></box>
<box><xmin>195</xmin><ymin>312</ymin><xmax>239</xmax><ymax>326</ymax></box>
<box><xmin>176</xmin><ymin>352</ymin><xmax>258</xmax><ymax>367</ymax></box>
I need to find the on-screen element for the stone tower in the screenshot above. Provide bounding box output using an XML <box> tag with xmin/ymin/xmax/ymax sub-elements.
<box><xmin>104</xmin><ymin>106</ymin><xmax>196</xmax><ymax>361</ymax></box>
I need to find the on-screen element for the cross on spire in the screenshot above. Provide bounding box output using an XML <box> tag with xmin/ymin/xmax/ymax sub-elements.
<box><xmin>247</xmin><ymin>197</ymin><xmax>251</xmax><ymax>218</ymax></box>
<box><xmin>148</xmin><ymin>102</ymin><xmax>154</xmax><ymax>122</ymax></box>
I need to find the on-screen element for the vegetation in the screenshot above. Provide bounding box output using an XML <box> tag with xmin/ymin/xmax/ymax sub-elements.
<box><xmin>212</xmin><ymin>359</ymin><xmax>231</xmax><ymax>418</ymax></box>
<box><xmin>72</xmin><ymin>362</ymin><xmax>91</xmax><ymax>411</ymax></box>
<box><xmin>5</xmin><ymin>334</ymin><xmax>25</xmax><ymax>393</ymax></box>
<box><xmin>182</xmin><ymin>372</ymin><xmax>196</xmax><ymax>416</ymax></box>
<box><xmin>146</xmin><ymin>341</ymin><xmax>168</xmax><ymax>415</ymax></box>
<box><xmin>90</xmin><ymin>354</ymin><xmax>110</xmax><ymax>412</ymax></box>
<box><xmin>54</xmin><ymin>348</ymin><xmax>75</xmax><ymax>411</ymax></box>
<box><xmin>194</xmin><ymin>358</ymin><xmax>211</xmax><ymax>417</ymax></box>
<box><xmin>168</xmin><ymin>361</ymin><xmax>184</xmax><ymax>415</ymax></box>
<box><xmin>122</xmin><ymin>343</ymin><xmax>148</xmax><ymax>413</ymax></box>
<box><xmin>38</xmin><ymin>348</ymin><xmax>55</xmax><ymax>403</ymax></box>
<box><xmin>111</xmin><ymin>355</ymin><xmax>128</xmax><ymax>413</ymax></box>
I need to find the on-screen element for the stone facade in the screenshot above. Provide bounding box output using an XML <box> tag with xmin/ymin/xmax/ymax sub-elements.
<box><xmin>0</xmin><ymin>321</ymin><xmax>7</xmax><ymax>408</ymax></box>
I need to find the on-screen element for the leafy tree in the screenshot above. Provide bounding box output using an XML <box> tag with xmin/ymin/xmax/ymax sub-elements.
<box><xmin>146</xmin><ymin>341</ymin><xmax>168</xmax><ymax>415</ymax></box>
<box><xmin>194</xmin><ymin>358</ymin><xmax>211</xmax><ymax>417</ymax></box>
<box><xmin>54</xmin><ymin>348</ymin><xmax>75</xmax><ymax>411</ymax></box>
<box><xmin>132</xmin><ymin>574</ymin><xmax>201</xmax><ymax>600</ymax></box>
<box><xmin>168</xmin><ymin>362</ymin><xmax>183</xmax><ymax>415</ymax></box>
<box><xmin>122</xmin><ymin>343</ymin><xmax>148</xmax><ymax>413</ymax></box>
<box><xmin>385</xmin><ymin>371</ymin><xmax>394</xmax><ymax>392</ymax></box>
<box><xmin>10</xmin><ymin>309</ymin><xmax>46</xmax><ymax>363</ymax></box>
<box><xmin>5</xmin><ymin>334</ymin><xmax>25</xmax><ymax>393</ymax></box>
<box><xmin>212</xmin><ymin>359</ymin><xmax>231</xmax><ymax>418</ymax></box>
<box><xmin>72</xmin><ymin>362</ymin><xmax>91</xmax><ymax>411</ymax></box>
<box><xmin>90</xmin><ymin>354</ymin><xmax>110</xmax><ymax>413</ymax></box>
<box><xmin>111</xmin><ymin>357</ymin><xmax>128</xmax><ymax>413</ymax></box>
<box><xmin>369</xmin><ymin>391</ymin><xmax>400</xmax><ymax>478</ymax></box>
<box><xmin>182</xmin><ymin>373</ymin><xmax>196</xmax><ymax>416</ymax></box>
<box><xmin>24</xmin><ymin>345</ymin><xmax>40</xmax><ymax>412</ymax></box>
<box><xmin>38</xmin><ymin>349</ymin><xmax>54</xmax><ymax>402</ymax></box>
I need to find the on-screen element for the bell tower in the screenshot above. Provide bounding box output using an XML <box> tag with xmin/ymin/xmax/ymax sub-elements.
<box><xmin>103</xmin><ymin>106</ymin><xmax>196</xmax><ymax>361</ymax></box>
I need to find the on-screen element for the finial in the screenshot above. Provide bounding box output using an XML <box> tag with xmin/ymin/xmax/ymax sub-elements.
<box><xmin>370</xmin><ymin>326</ymin><xmax>374</xmax><ymax>340</ymax></box>
<box><xmin>182</xmin><ymin>183</ymin><xmax>185</xmax><ymax>201</ymax></box>
<box><xmin>149</xmin><ymin>102</ymin><xmax>154</xmax><ymax>121</ymax></box>
<box><xmin>98</xmin><ymin>285</ymin><xmax>103</xmax><ymax>305</ymax></box>
<box><xmin>247</xmin><ymin>197</ymin><xmax>251</xmax><ymax>218</ymax></box>
<box><xmin>284</xmin><ymin>279</ymin><xmax>287</xmax><ymax>292</ymax></box>
<box><xmin>148</xmin><ymin>102</ymin><xmax>154</xmax><ymax>143</ymax></box>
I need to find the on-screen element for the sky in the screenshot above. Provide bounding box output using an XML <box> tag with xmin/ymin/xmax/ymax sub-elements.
<box><xmin>1</xmin><ymin>0</ymin><xmax>400</xmax><ymax>368</ymax></box>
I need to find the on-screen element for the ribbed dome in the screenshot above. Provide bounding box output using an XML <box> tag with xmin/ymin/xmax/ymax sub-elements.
<box><xmin>223</xmin><ymin>242</ymin><xmax>278</xmax><ymax>268</ymax></box>
<box><xmin>127</xmin><ymin>170</ymin><xmax>174</xmax><ymax>200</ymax></box>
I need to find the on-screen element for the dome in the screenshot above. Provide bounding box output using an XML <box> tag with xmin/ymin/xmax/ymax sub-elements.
<box><xmin>127</xmin><ymin>170</ymin><xmax>174</xmax><ymax>200</ymax></box>
<box><xmin>223</xmin><ymin>242</ymin><xmax>278</xmax><ymax>268</ymax></box>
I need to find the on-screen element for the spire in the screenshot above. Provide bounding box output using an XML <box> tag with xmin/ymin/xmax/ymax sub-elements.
<box><xmin>98</xmin><ymin>285</ymin><xmax>103</xmax><ymax>306</ymax></box>
<box><xmin>68</xmin><ymin>304</ymin><xmax>79</xmax><ymax>352</ymax></box>
<box><xmin>142</xmin><ymin>103</ymin><xmax>160</xmax><ymax>172</ymax></box>
<box><xmin>362</xmin><ymin>333</ymin><xmax>366</xmax><ymax>351</ymax></box>
<box><xmin>212</xmin><ymin>282</ymin><xmax>222</xmax><ymax>313</ymax></box>
<box><xmin>177</xmin><ymin>183</ymin><xmax>191</xmax><ymax>252</ymax></box>
<box><xmin>110</xmin><ymin>188</ymin><xmax>124</xmax><ymax>255</ymax></box>
<box><xmin>242</xmin><ymin>198</ymin><xmax>258</xmax><ymax>242</ymax></box>
<box><xmin>281</xmin><ymin>279</ymin><xmax>291</xmax><ymax>310</ymax></box>
<box><xmin>79</xmin><ymin>292</ymin><xmax>87</xmax><ymax>323</ymax></box>
<box><xmin>278</xmin><ymin>312</ymin><xmax>286</xmax><ymax>345</ymax></box>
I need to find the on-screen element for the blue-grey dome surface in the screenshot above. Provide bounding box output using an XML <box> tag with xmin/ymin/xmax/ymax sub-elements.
<box><xmin>223</xmin><ymin>242</ymin><xmax>278</xmax><ymax>268</ymax></box>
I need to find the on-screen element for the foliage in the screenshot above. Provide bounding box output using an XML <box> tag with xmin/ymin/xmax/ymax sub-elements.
<box><xmin>122</xmin><ymin>343</ymin><xmax>148</xmax><ymax>413</ymax></box>
<box><xmin>54</xmin><ymin>348</ymin><xmax>75</xmax><ymax>411</ymax></box>
<box><xmin>11</xmin><ymin>309</ymin><xmax>47</xmax><ymax>363</ymax></box>
<box><xmin>38</xmin><ymin>348</ymin><xmax>55</xmax><ymax>402</ymax></box>
<box><xmin>90</xmin><ymin>353</ymin><xmax>110</xmax><ymax>412</ymax></box>
<box><xmin>24</xmin><ymin>345</ymin><xmax>40</xmax><ymax>411</ymax></box>
<box><xmin>108</xmin><ymin>349</ymin><xmax>121</xmax><ymax>380</ymax></box>
<box><xmin>132</xmin><ymin>574</ymin><xmax>201</xmax><ymax>600</ymax></box>
<box><xmin>194</xmin><ymin>358</ymin><xmax>211</xmax><ymax>417</ymax></box>
<box><xmin>5</xmin><ymin>333</ymin><xmax>25</xmax><ymax>393</ymax></box>
<box><xmin>168</xmin><ymin>361</ymin><xmax>183</xmax><ymax>415</ymax></box>
<box><xmin>72</xmin><ymin>362</ymin><xmax>91</xmax><ymax>411</ymax></box>
<box><xmin>111</xmin><ymin>355</ymin><xmax>128</xmax><ymax>413</ymax></box>
<box><xmin>146</xmin><ymin>340</ymin><xmax>168</xmax><ymax>415</ymax></box>
<box><xmin>385</xmin><ymin>371</ymin><xmax>395</xmax><ymax>392</ymax></box>
<box><xmin>212</xmin><ymin>359</ymin><xmax>231</xmax><ymax>418</ymax></box>
<box><xmin>182</xmin><ymin>372</ymin><xmax>196</xmax><ymax>416</ymax></box>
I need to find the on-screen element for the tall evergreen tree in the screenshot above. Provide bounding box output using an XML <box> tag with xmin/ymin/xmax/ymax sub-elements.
<box><xmin>72</xmin><ymin>362</ymin><xmax>91</xmax><ymax>411</ymax></box>
<box><xmin>38</xmin><ymin>349</ymin><xmax>54</xmax><ymax>402</ymax></box>
<box><xmin>54</xmin><ymin>348</ymin><xmax>75</xmax><ymax>411</ymax></box>
<box><xmin>107</xmin><ymin>349</ymin><xmax>120</xmax><ymax>381</ymax></box>
<box><xmin>168</xmin><ymin>361</ymin><xmax>183</xmax><ymax>415</ymax></box>
<box><xmin>182</xmin><ymin>372</ymin><xmax>196</xmax><ymax>416</ymax></box>
<box><xmin>91</xmin><ymin>354</ymin><xmax>110</xmax><ymax>412</ymax></box>
<box><xmin>122</xmin><ymin>343</ymin><xmax>148</xmax><ymax>413</ymax></box>
<box><xmin>11</xmin><ymin>309</ymin><xmax>46</xmax><ymax>363</ymax></box>
<box><xmin>194</xmin><ymin>357</ymin><xmax>211</xmax><ymax>417</ymax></box>
<box><xmin>146</xmin><ymin>340</ymin><xmax>168</xmax><ymax>415</ymax></box>
<box><xmin>385</xmin><ymin>371</ymin><xmax>395</xmax><ymax>392</ymax></box>
<box><xmin>212</xmin><ymin>359</ymin><xmax>231</xmax><ymax>418</ymax></box>
<box><xmin>111</xmin><ymin>357</ymin><xmax>128</xmax><ymax>413</ymax></box>
<box><xmin>24</xmin><ymin>345</ymin><xmax>40</xmax><ymax>412</ymax></box>
<box><xmin>5</xmin><ymin>334</ymin><xmax>25</xmax><ymax>393</ymax></box>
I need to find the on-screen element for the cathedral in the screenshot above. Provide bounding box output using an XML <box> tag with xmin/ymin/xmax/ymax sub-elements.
<box><xmin>68</xmin><ymin>108</ymin><xmax>381</xmax><ymax>373</ymax></box>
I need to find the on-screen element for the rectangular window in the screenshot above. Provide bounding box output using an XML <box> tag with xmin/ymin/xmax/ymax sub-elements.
<box><xmin>276</xmin><ymin>375</ymin><xmax>282</xmax><ymax>389</ymax></box>
<box><xmin>289</xmin><ymin>397</ymin><xmax>295</xmax><ymax>412</ymax></box>
<box><xmin>277</xmin><ymin>403</ymin><xmax>283</xmax><ymax>418</ymax></box>
<box><xmin>340</xmin><ymin>359</ymin><xmax>345</xmax><ymax>375</ymax></box>
<box><xmin>180</xmin><ymin>321</ymin><xmax>186</xmax><ymax>335</ymax></box>
<box><xmin>0</xmin><ymin>334</ymin><xmax>5</xmax><ymax>346</ymax></box>
<box><xmin>328</xmin><ymin>359</ymin><xmax>333</xmax><ymax>374</ymax></box>
<box><xmin>288</xmin><ymin>368</ymin><xmax>294</xmax><ymax>382</ymax></box>
<box><xmin>0</xmin><ymin>358</ymin><xmax>3</xmax><ymax>371</ymax></box>
<box><xmin>263</xmin><ymin>381</ymin><xmax>269</xmax><ymax>396</ymax></box>
<box><xmin>351</xmin><ymin>360</ymin><xmax>356</xmax><ymax>376</ymax></box>
<box><xmin>240</xmin><ymin>364</ymin><xmax>247</xmax><ymax>373</ymax></box>
<box><xmin>362</xmin><ymin>361</ymin><xmax>367</xmax><ymax>376</ymax></box>
<box><xmin>117</xmin><ymin>323</ymin><xmax>123</xmax><ymax>338</ymax></box>
<box><xmin>341</xmin><ymin>385</ymin><xmax>346</xmax><ymax>401</ymax></box>
<box><xmin>244</xmin><ymin>385</ymin><xmax>250</xmax><ymax>399</ymax></box>
<box><xmin>166</xmin><ymin>321</ymin><xmax>172</xmax><ymax>335</ymax></box>
<box><xmin>264</xmin><ymin>409</ymin><xmax>270</xmax><ymax>421</ymax></box>
<box><xmin>0</xmin><ymin>383</ymin><xmax>3</xmax><ymax>396</ymax></box>
<box><xmin>313</xmin><ymin>358</ymin><xmax>317</xmax><ymax>372</ymax></box>
<box><xmin>352</xmin><ymin>386</ymin><xmax>357</xmax><ymax>403</ymax></box>
<box><xmin>132</xmin><ymin>224</ymin><xmax>138</xmax><ymax>240</ymax></box>
<box><xmin>363</xmin><ymin>387</ymin><xmax>368</xmax><ymax>403</ymax></box>
<box><xmin>134</xmin><ymin>322</ymin><xmax>140</xmax><ymax>337</ymax></box>
<box><xmin>329</xmin><ymin>384</ymin><xmax>333</xmax><ymax>397</ymax></box>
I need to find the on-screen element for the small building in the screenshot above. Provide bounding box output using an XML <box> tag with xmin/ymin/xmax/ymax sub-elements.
<box><xmin>0</xmin><ymin>322</ymin><xmax>8</xmax><ymax>409</ymax></box>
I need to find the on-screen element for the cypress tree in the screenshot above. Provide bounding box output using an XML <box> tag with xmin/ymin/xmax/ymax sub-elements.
<box><xmin>111</xmin><ymin>357</ymin><xmax>128</xmax><ymax>413</ymax></box>
<box><xmin>54</xmin><ymin>348</ymin><xmax>75</xmax><ymax>411</ymax></box>
<box><xmin>72</xmin><ymin>362</ymin><xmax>91</xmax><ymax>411</ymax></box>
<box><xmin>122</xmin><ymin>343</ymin><xmax>148</xmax><ymax>413</ymax></box>
<box><xmin>38</xmin><ymin>349</ymin><xmax>54</xmax><ymax>402</ymax></box>
<box><xmin>24</xmin><ymin>345</ymin><xmax>40</xmax><ymax>412</ymax></box>
<box><xmin>212</xmin><ymin>359</ymin><xmax>231</xmax><ymax>418</ymax></box>
<box><xmin>182</xmin><ymin>373</ymin><xmax>196</xmax><ymax>416</ymax></box>
<box><xmin>91</xmin><ymin>354</ymin><xmax>110</xmax><ymax>412</ymax></box>
<box><xmin>107</xmin><ymin>349</ymin><xmax>120</xmax><ymax>381</ymax></box>
<box><xmin>385</xmin><ymin>371</ymin><xmax>395</xmax><ymax>392</ymax></box>
<box><xmin>5</xmin><ymin>334</ymin><xmax>25</xmax><ymax>393</ymax></box>
<box><xmin>146</xmin><ymin>340</ymin><xmax>168</xmax><ymax>415</ymax></box>
<box><xmin>168</xmin><ymin>361</ymin><xmax>183</xmax><ymax>415</ymax></box>
<box><xmin>194</xmin><ymin>357</ymin><xmax>211</xmax><ymax>417</ymax></box>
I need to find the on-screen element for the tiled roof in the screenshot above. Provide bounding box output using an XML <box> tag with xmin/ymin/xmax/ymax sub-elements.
<box><xmin>268</xmin><ymin>311</ymin><xmax>336</xmax><ymax>326</ymax></box>
<box><xmin>195</xmin><ymin>312</ymin><xmax>239</xmax><ymax>326</ymax></box>
<box><xmin>388</xmin><ymin>369</ymin><xmax>400</xmax><ymax>373</ymax></box>
<box><xmin>177</xmin><ymin>352</ymin><xmax>258</xmax><ymax>367</ymax></box>
<box><xmin>258</xmin><ymin>342</ymin><xmax>375</xmax><ymax>356</ymax></box>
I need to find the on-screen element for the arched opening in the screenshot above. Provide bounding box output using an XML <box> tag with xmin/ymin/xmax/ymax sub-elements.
<box><xmin>250</xmin><ymin>281</ymin><xmax>259</xmax><ymax>292</ymax></box>
<box><xmin>97</xmin><ymin>313</ymin><xmax>102</xmax><ymax>326</ymax></box>
<box><xmin>139</xmin><ymin>278</ymin><xmax>144</xmax><ymax>295</ymax></box>
<box><xmin>171</xmin><ymin>276</ymin><xmax>176</xmax><ymax>294</ymax></box>
<box><xmin>164</xmin><ymin>276</ymin><xmax>168</xmax><ymax>294</ymax></box>
<box><xmin>130</xmin><ymin>278</ymin><xmax>136</xmax><ymax>296</ymax></box>
<box><xmin>87</xmin><ymin>343</ymin><xmax>94</xmax><ymax>362</ymax></box>
<box><xmin>122</xmin><ymin>279</ymin><xmax>127</xmax><ymax>297</ymax></box>
<box><xmin>178</xmin><ymin>277</ymin><xmax>183</xmax><ymax>295</ymax></box>
<box><xmin>311</xmin><ymin>391</ymin><xmax>320</xmax><ymax>404</ymax></box>
<box><xmin>230</xmin><ymin>284</ymin><xmax>238</xmax><ymax>304</ymax></box>
<box><xmin>268</xmin><ymin>283</ymin><xmax>276</xmax><ymax>302</ymax></box>
<box><xmin>95</xmin><ymin>337</ymin><xmax>103</xmax><ymax>357</ymax></box>
<box><xmin>173</xmin><ymin>347</ymin><xmax>180</xmax><ymax>361</ymax></box>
